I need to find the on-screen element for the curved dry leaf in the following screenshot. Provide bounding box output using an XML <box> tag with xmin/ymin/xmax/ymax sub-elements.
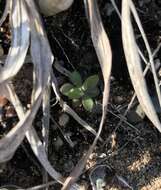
<box><xmin>25</xmin><ymin>0</ymin><xmax>53</xmax><ymax>99</ymax></box>
<box><xmin>0</xmin><ymin>0</ymin><xmax>30</xmax><ymax>83</ymax></box>
<box><xmin>122</xmin><ymin>0</ymin><xmax>161</xmax><ymax>131</ymax></box>
<box><xmin>0</xmin><ymin>83</ymin><xmax>64</xmax><ymax>183</ymax></box>
<box><xmin>0</xmin><ymin>83</ymin><xmax>42</xmax><ymax>163</ymax></box>
<box><xmin>25</xmin><ymin>0</ymin><xmax>64</xmax><ymax>183</ymax></box>
<box><xmin>61</xmin><ymin>0</ymin><xmax>112</xmax><ymax>189</ymax></box>
<box><xmin>26</xmin><ymin>128</ymin><xmax>64</xmax><ymax>184</ymax></box>
<box><xmin>5</xmin><ymin>85</ymin><xmax>63</xmax><ymax>183</ymax></box>
<box><xmin>0</xmin><ymin>0</ymin><xmax>63</xmax><ymax>184</ymax></box>
<box><xmin>129</xmin><ymin>1</ymin><xmax>161</xmax><ymax>108</ymax></box>
<box><xmin>4</xmin><ymin>83</ymin><xmax>64</xmax><ymax>183</ymax></box>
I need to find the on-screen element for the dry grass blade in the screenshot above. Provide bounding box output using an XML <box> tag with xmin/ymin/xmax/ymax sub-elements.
<box><xmin>122</xmin><ymin>0</ymin><xmax>161</xmax><ymax>131</ymax></box>
<box><xmin>123</xmin><ymin>43</ymin><xmax>161</xmax><ymax>118</ymax></box>
<box><xmin>61</xmin><ymin>0</ymin><xmax>112</xmax><ymax>189</ymax></box>
<box><xmin>0</xmin><ymin>0</ymin><xmax>30</xmax><ymax>83</ymax></box>
<box><xmin>4</xmin><ymin>84</ymin><xmax>63</xmax><ymax>183</ymax></box>
<box><xmin>0</xmin><ymin>83</ymin><xmax>42</xmax><ymax>163</ymax></box>
<box><xmin>42</xmin><ymin>82</ymin><xmax>51</xmax><ymax>189</ymax></box>
<box><xmin>129</xmin><ymin>1</ymin><xmax>161</xmax><ymax>108</ymax></box>
<box><xmin>0</xmin><ymin>0</ymin><xmax>33</xmax><ymax>163</ymax></box>
<box><xmin>110</xmin><ymin>0</ymin><xmax>161</xmax><ymax>132</ymax></box>
<box><xmin>26</xmin><ymin>128</ymin><xmax>64</xmax><ymax>183</ymax></box>
<box><xmin>24</xmin><ymin>0</ymin><xmax>64</xmax><ymax>183</ymax></box>
<box><xmin>0</xmin><ymin>0</ymin><xmax>64</xmax><ymax>183</ymax></box>
<box><xmin>0</xmin><ymin>54</ymin><xmax>32</xmax><ymax>64</ymax></box>
<box><xmin>26</xmin><ymin>0</ymin><xmax>52</xmax><ymax>97</ymax></box>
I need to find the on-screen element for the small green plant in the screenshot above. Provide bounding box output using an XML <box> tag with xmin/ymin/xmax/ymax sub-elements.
<box><xmin>60</xmin><ymin>71</ymin><xmax>99</xmax><ymax>111</ymax></box>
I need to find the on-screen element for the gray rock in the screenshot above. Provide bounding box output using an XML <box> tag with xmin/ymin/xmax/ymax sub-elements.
<box><xmin>36</xmin><ymin>0</ymin><xmax>73</xmax><ymax>16</ymax></box>
<box><xmin>64</xmin><ymin>160</ymin><xmax>74</xmax><ymax>173</ymax></box>
<box><xmin>59</xmin><ymin>113</ymin><xmax>69</xmax><ymax>126</ymax></box>
<box><xmin>54</xmin><ymin>136</ymin><xmax>63</xmax><ymax>151</ymax></box>
<box><xmin>127</xmin><ymin>104</ymin><xmax>145</xmax><ymax>124</ymax></box>
<box><xmin>127</xmin><ymin>95</ymin><xmax>161</xmax><ymax>124</ymax></box>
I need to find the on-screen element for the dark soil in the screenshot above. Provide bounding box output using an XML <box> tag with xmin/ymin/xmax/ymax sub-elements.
<box><xmin>0</xmin><ymin>0</ymin><xmax>161</xmax><ymax>190</ymax></box>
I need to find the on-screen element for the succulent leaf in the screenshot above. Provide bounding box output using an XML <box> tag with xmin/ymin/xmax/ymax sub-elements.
<box><xmin>69</xmin><ymin>71</ymin><xmax>82</xmax><ymax>87</ymax></box>
<box><xmin>60</xmin><ymin>83</ymin><xmax>73</xmax><ymax>96</ymax></box>
<box><xmin>82</xmin><ymin>75</ymin><xmax>99</xmax><ymax>91</ymax></box>
<box><xmin>82</xmin><ymin>96</ymin><xmax>94</xmax><ymax>111</ymax></box>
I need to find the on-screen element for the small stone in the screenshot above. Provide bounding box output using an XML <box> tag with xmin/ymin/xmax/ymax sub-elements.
<box><xmin>5</xmin><ymin>106</ymin><xmax>16</xmax><ymax>118</ymax></box>
<box><xmin>1</xmin><ymin>121</ymin><xmax>7</xmax><ymax>129</ymax></box>
<box><xmin>64</xmin><ymin>160</ymin><xmax>74</xmax><ymax>173</ymax></box>
<box><xmin>99</xmin><ymin>153</ymin><xmax>107</xmax><ymax>158</ymax></box>
<box><xmin>27</xmin><ymin>104</ymin><xmax>31</xmax><ymax>109</ymax></box>
<box><xmin>127</xmin><ymin>104</ymin><xmax>145</xmax><ymax>124</ymax></box>
<box><xmin>113</xmin><ymin>96</ymin><xmax>124</xmax><ymax>104</ymax></box>
<box><xmin>0</xmin><ymin>163</ymin><xmax>6</xmax><ymax>173</ymax></box>
<box><xmin>136</xmin><ymin>104</ymin><xmax>146</xmax><ymax>119</ymax></box>
<box><xmin>79</xmin><ymin>181</ymin><xmax>88</xmax><ymax>190</ymax></box>
<box><xmin>54</xmin><ymin>136</ymin><xmax>63</xmax><ymax>151</ymax></box>
<box><xmin>138</xmin><ymin>0</ymin><xmax>144</xmax><ymax>7</ymax></box>
<box><xmin>154</xmin><ymin>59</ymin><xmax>161</xmax><ymax>70</ymax></box>
<box><xmin>36</xmin><ymin>0</ymin><xmax>74</xmax><ymax>16</ymax></box>
<box><xmin>104</xmin><ymin>3</ymin><xmax>115</xmax><ymax>17</ymax></box>
<box><xmin>59</xmin><ymin>113</ymin><xmax>69</xmax><ymax>126</ymax></box>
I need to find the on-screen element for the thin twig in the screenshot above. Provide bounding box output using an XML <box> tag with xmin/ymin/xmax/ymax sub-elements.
<box><xmin>50</xmin><ymin>32</ymin><xmax>75</xmax><ymax>69</ymax></box>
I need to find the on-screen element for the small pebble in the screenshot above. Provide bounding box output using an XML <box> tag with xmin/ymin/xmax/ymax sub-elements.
<box><xmin>5</xmin><ymin>106</ymin><xmax>16</xmax><ymax>118</ymax></box>
<box><xmin>64</xmin><ymin>160</ymin><xmax>74</xmax><ymax>173</ymax></box>
<box><xmin>54</xmin><ymin>136</ymin><xmax>63</xmax><ymax>151</ymax></box>
<box><xmin>59</xmin><ymin>113</ymin><xmax>69</xmax><ymax>126</ymax></box>
<box><xmin>127</xmin><ymin>104</ymin><xmax>145</xmax><ymax>124</ymax></box>
<box><xmin>113</xmin><ymin>95</ymin><xmax>124</xmax><ymax>104</ymax></box>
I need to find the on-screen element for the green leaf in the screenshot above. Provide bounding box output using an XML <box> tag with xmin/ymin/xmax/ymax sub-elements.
<box><xmin>67</xmin><ymin>87</ymin><xmax>84</xmax><ymax>99</ymax></box>
<box><xmin>69</xmin><ymin>71</ymin><xmax>82</xmax><ymax>87</ymax></box>
<box><xmin>86</xmin><ymin>87</ymin><xmax>99</xmax><ymax>98</ymax></box>
<box><xmin>60</xmin><ymin>83</ymin><xmax>73</xmax><ymax>96</ymax></box>
<box><xmin>82</xmin><ymin>75</ymin><xmax>99</xmax><ymax>91</ymax></box>
<box><xmin>82</xmin><ymin>97</ymin><xmax>94</xmax><ymax>112</ymax></box>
